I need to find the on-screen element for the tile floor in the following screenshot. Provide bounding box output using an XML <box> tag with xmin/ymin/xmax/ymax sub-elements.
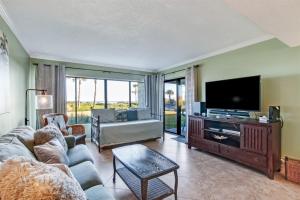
<box><xmin>87</xmin><ymin>134</ymin><xmax>300</xmax><ymax>200</ymax></box>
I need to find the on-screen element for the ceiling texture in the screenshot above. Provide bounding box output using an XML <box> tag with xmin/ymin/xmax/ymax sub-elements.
<box><xmin>0</xmin><ymin>0</ymin><xmax>296</xmax><ymax>71</ymax></box>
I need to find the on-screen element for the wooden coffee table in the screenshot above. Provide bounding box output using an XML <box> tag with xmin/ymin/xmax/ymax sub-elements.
<box><xmin>112</xmin><ymin>144</ymin><xmax>179</xmax><ymax>200</ymax></box>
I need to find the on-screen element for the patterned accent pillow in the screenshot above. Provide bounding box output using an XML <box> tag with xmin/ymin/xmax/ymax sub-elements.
<box><xmin>47</xmin><ymin>115</ymin><xmax>67</xmax><ymax>130</ymax></box>
<box><xmin>0</xmin><ymin>157</ymin><xmax>86</xmax><ymax>200</ymax></box>
<box><xmin>94</xmin><ymin>109</ymin><xmax>115</xmax><ymax>123</ymax></box>
<box><xmin>34</xmin><ymin>124</ymin><xmax>68</xmax><ymax>152</ymax></box>
<box><xmin>34</xmin><ymin>138</ymin><xmax>69</xmax><ymax>165</ymax></box>
<box><xmin>115</xmin><ymin>110</ymin><xmax>128</xmax><ymax>122</ymax></box>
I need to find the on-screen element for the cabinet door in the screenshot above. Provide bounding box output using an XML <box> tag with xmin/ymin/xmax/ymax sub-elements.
<box><xmin>240</xmin><ymin>124</ymin><xmax>268</xmax><ymax>155</ymax></box>
<box><xmin>188</xmin><ymin>117</ymin><xmax>203</xmax><ymax>138</ymax></box>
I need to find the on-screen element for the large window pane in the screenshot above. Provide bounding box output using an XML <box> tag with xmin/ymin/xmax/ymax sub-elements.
<box><xmin>130</xmin><ymin>82</ymin><xmax>145</xmax><ymax>108</ymax></box>
<box><xmin>76</xmin><ymin>78</ymin><xmax>105</xmax><ymax>124</ymax></box>
<box><xmin>107</xmin><ymin>80</ymin><xmax>129</xmax><ymax>109</ymax></box>
<box><xmin>66</xmin><ymin>77</ymin><xmax>76</xmax><ymax>124</ymax></box>
<box><xmin>66</xmin><ymin>77</ymin><xmax>144</xmax><ymax>125</ymax></box>
<box><xmin>94</xmin><ymin>80</ymin><xmax>105</xmax><ymax>109</ymax></box>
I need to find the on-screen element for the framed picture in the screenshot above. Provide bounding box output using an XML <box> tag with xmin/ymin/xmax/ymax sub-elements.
<box><xmin>0</xmin><ymin>31</ymin><xmax>9</xmax><ymax>115</ymax></box>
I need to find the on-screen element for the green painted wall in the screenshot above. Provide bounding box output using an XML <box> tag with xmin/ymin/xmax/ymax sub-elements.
<box><xmin>162</xmin><ymin>39</ymin><xmax>300</xmax><ymax>159</ymax></box>
<box><xmin>0</xmin><ymin>17</ymin><xmax>30</xmax><ymax>135</ymax></box>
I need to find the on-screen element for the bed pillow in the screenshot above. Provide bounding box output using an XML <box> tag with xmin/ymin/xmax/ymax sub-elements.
<box><xmin>34</xmin><ymin>138</ymin><xmax>69</xmax><ymax>165</ymax></box>
<box><xmin>92</xmin><ymin>109</ymin><xmax>116</xmax><ymax>123</ymax></box>
<box><xmin>115</xmin><ymin>110</ymin><xmax>128</xmax><ymax>122</ymax></box>
<box><xmin>127</xmin><ymin>110</ymin><xmax>138</xmax><ymax>121</ymax></box>
<box><xmin>34</xmin><ymin>124</ymin><xmax>68</xmax><ymax>152</ymax></box>
<box><xmin>0</xmin><ymin>157</ymin><xmax>86</xmax><ymax>200</ymax></box>
<box><xmin>137</xmin><ymin>108</ymin><xmax>151</xmax><ymax>120</ymax></box>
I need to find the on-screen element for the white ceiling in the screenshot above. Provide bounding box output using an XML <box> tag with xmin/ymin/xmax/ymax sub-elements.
<box><xmin>1</xmin><ymin>0</ymin><xmax>272</xmax><ymax>71</ymax></box>
<box><xmin>224</xmin><ymin>0</ymin><xmax>300</xmax><ymax>47</ymax></box>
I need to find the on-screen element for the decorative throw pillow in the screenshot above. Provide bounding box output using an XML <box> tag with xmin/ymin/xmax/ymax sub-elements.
<box><xmin>0</xmin><ymin>157</ymin><xmax>86</xmax><ymax>200</ymax></box>
<box><xmin>46</xmin><ymin>115</ymin><xmax>67</xmax><ymax>130</ymax></box>
<box><xmin>137</xmin><ymin>108</ymin><xmax>152</xmax><ymax>120</ymax></box>
<box><xmin>127</xmin><ymin>109</ymin><xmax>138</xmax><ymax>121</ymax></box>
<box><xmin>97</xmin><ymin>109</ymin><xmax>116</xmax><ymax>123</ymax></box>
<box><xmin>16</xmin><ymin>128</ymin><xmax>35</xmax><ymax>153</ymax></box>
<box><xmin>34</xmin><ymin>138</ymin><xmax>69</xmax><ymax>165</ymax></box>
<box><xmin>34</xmin><ymin>124</ymin><xmax>68</xmax><ymax>152</ymax></box>
<box><xmin>115</xmin><ymin>110</ymin><xmax>128</xmax><ymax>122</ymax></box>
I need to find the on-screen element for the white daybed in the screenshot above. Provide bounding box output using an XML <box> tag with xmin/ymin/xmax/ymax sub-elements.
<box><xmin>91</xmin><ymin>109</ymin><xmax>163</xmax><ymax>152</ymax></box>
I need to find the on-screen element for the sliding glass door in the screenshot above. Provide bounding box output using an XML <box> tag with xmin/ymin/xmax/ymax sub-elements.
<box><xmin>164</xmin><ymin>78</ymin><xmax>186</xmax><ymax>136</ymax></box>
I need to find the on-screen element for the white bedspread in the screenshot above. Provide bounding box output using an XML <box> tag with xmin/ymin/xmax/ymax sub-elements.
<box><xmin>99</xmin><ymin>119</ymin><xmax>163</xmax><ymax>147</ymax></box>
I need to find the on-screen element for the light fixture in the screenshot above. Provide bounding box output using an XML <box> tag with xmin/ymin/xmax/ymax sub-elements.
<box><xmin>35</xmin><ymin>95</ymin><xmax>53</xmax><ymax>110</ymax></box>
<box><xmin>25</xmin><ymin>89</ymin><xmax>53</xmax><ymax>125</ymax></box>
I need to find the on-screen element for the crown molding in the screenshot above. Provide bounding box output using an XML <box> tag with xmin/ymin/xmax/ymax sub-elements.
<box><xmin>0</xmin><ymin>0</ymin><xmax>29</xmax><ymax>55</ymax></box>
<box><xmin>158</xmin><ymin>34</ymin><xmax>274</xmax><ymax>72</ymax></box>
<box><xmin>30</xmin><ymin>53</ymin><xmax>154</xmax><ymax>73</ymax></box>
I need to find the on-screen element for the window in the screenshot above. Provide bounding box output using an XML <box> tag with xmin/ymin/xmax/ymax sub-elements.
<box><xmin>130</xmin><ymin>81</ymin><xmax>141</xmax><ymax>108</ymax></box>
<box><xmin>107</xmin><ymin>80</ymin><xmax>129</xmax><ymax>109</ymax></box>
<box><xmin>76</xmin><ymin>79</ymin><xmax>105</xmax><ymax>124</ymax></box>
<box><xmin>66</xmin><ymin>77</ymin><xmax>105</xmax><ymax>124</ymax></box>
<box><xmin>66</xmin><ymin>77</ymin><xmax>76</xmax><ymax>124</ymax></box>
<box><xmin>66</xmin><ymin>77</ymin><xmax>145</xmax><ymax>124</ymax></box>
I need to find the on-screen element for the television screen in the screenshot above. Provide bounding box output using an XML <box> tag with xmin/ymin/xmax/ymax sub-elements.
<box><xmin>205</xmin><ymin>76</ymin><xmax>260</xmax><ymax>111</ymax></box>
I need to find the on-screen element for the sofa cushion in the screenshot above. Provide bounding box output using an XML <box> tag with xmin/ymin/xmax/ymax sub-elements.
<box><xmin>127</xmin><ymin>110</ymin><xmax>137</xmax><ymax>121</ymax></box>
<box><xmin>34</xmin><ymin>124</ymin><xmax>68</xmax><ymax>152</ymax></box>
<box><xmin>15</xmin><ymin>128</ymin><xmax>35</xmax><ymax>153</ymax></box>
<box><xmin>0</xmin><ymin>157</ymin><xmax>86</xmax><ymax>200</ymax></box>
<box><xmin>0</xmin><ymin>137</ymin><xmax>36</xmax><ymax>162</ymax></box>
<box><xmin>0</xmin><ymin>135</ymin><xmax>15</xmax><ymax>144</ymax></box>
<box><xmin>85</xmin><ymin>185</ymin><xmax>114</xmax><ymax>200</ymax></box>
<box><xmin>70</xmin><ymin>161</ymin><xmax>103</xmax><ymax>190</ymax></box>
<box><xmin>67</xmin><ymin>144</ymin><xmax>94</xmax><ymax>166</ymax></box>
<box><xmin>137</xmin><ymin>108</ymin><xmax>151</xmax><ymax>120</ymax></box>
<box><xmin>34</xmin><ymin>138</ymin><xmax>69</xmax><ymax>165</ymax></box>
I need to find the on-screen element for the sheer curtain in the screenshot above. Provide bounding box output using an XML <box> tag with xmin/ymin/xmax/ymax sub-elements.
<box><xmin>54</xmin><ymin>64</ymin><xmax>66</xmax><ymax>113</ymax></box>
<box><xmin>185</xmin><ymin>65</ymin><xmax>200</xmax><ymax>141</ymax></box>
<box><xmin>35</xmin><ymin>63</ymin><xmax>66</xmax><ymax>127</ymax></box>
<box><xmin>27</xmin><ymin>63</ymin><xmax>36</xmax><ymax>129</ymax></box>
<box><xmin>145</xmin><ymin>74</ymin><xmax>164</xmax><ymax>120</ymax></box>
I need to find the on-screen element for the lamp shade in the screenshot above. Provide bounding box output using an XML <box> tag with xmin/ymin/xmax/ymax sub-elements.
<box><xmin>35</xmin><ymin>95</ymin><xmax>53</xmax><ymax>110</ymax></box>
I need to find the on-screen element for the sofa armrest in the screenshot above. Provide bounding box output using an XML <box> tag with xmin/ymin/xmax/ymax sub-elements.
<box><xmin>68</xmin><ymin>124</ymin><xmax>85</xmax><ymax>135</ymax></box>
<box><xmin>64</xmin><ymin>135</ymin><xmax>76</xmax><ymax>149</ymax></box>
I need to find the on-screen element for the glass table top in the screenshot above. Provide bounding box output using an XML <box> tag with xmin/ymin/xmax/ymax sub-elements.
<box><xmin>112</xmin><ymin>144</ymin><xmax>179</xmax><ymax>179</ymax></box>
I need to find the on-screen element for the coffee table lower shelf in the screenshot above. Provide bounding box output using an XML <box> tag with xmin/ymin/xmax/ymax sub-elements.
<box><xmin>116</xmin><ymin>167</ymin><xmax>174</xmax><ymax>200</ymax></box>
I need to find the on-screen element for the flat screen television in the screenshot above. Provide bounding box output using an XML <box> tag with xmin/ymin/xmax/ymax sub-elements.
<box><xmin>205</xmin><ymin>75</ymin><xmax>260</xmax><ymax>111</ymax></box>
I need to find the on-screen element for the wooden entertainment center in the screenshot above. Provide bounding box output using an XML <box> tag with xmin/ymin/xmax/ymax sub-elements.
<box><xmin>188</xmin><ymin>115</ymin><xmax>281</xmax><ymax>179</ymax></box>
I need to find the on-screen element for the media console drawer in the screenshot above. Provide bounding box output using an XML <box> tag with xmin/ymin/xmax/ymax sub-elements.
<box><xmin>219</xmin><ymin>144</ymin><xmax>267</xmax><ymax>170</ymax></box>
<box><xmin>199</xmin><ymin>139</ymin><xmax>219</xmax><ymax>154</ymax></box>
